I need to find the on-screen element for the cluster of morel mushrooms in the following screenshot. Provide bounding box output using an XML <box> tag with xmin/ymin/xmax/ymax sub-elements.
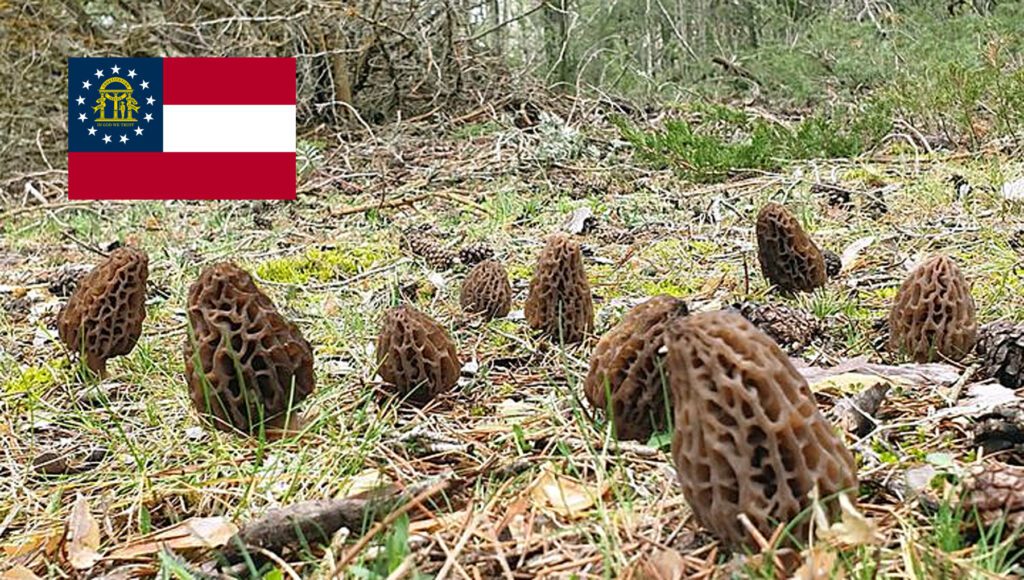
<box><xmin>56</xmin><ymin>201</ymin><xmax>1000</xmax><ymax>553</ymax></box>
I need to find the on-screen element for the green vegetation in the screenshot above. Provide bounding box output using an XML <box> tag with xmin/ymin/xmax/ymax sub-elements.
<box><xmin>6</xmin><ymin>1</ymin><xmax>1024</xmax><ymax>578</ymax></box>
<box><xmin>614</xmin><ymin>103</ymin><xmax>891</xmax><ymax>182</ymax></box>
<box><xmin>255</xmin><ymin>245</ymin><xmax>393</xmax><ymax>284</ymax></box>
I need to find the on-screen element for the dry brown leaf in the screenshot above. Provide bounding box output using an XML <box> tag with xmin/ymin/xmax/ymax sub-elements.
<box><xmin>66</xmin><ymin>494</ymin><xmax>102</xmax><ymax>570</ymax></box>
<box><xmin>1</xmin><ymin>529</ymin><xmax>62</xmax><ymax>560</ymax></box>
<box><xmin>0</xmin><ymin>566</ymin><xmax>43</xmax><ymax>580</ymax></box>
<box><xmin>808</xmin><ymin>372</ymin><xmax>892</xmax><ymax>395</ymax></box>
<box><xmin>337</xmin><ymin>468</ymin><xmax>388</xmax><ymax>498</ymax></box>
<box><xmin>108</xmin><ymin>517</ymin><xmax>238</xmax><ymax>559</ymax></box>
<box><xmin>530</xmin><ymin>467</ymin><xmax>607</xmax><ymax>519</ymax></box>
<box><xmin>814</xmin><ymin>492</ymin><xmax>880</xmax><ymax>547</ymax></box>
<box><xmin>789</xmin><ymin>549</ymin><xmax>842</xmax><ymax>580</ymax></box>
<box><xmin>629</xmin><ymin>548</ymin><xmax>687</xmax><ymax>580</ymax></box>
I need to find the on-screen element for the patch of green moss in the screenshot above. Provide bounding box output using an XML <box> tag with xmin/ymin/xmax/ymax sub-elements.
<box><xmin>256</xmin><ymin>246</ymin><xmax>392</xmax><ymax>284</ymax></box>
<box><xmin>451</xmin><ymin>121</ymin><xmax>500</xmax><ymax>140</ymax></box>
<box><xmin>644</xmin><ymin>239</ymin><xmax>685</xmax><ymax>260</ymax></box>
<box><xmin>506</xmin><ymin>263</ymin><xmax>532</xmax><ymax>282</ymax></box>
<box><xmin>687</xmin><ymin>239</ymin><xmax>720</xmax><ymax>258</ymax></box>
<box><xmin>639</xmin><ymin>279</ymin><xmax>695</xmax><ymax>298</ymax></box>
<box><xmin>3</xmin><ymin>361</ymin><xmax>64</xmax><ymax>395</ymax></box>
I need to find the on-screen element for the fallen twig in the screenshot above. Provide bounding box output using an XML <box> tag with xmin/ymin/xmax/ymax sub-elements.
<box><xmin>332</xmin><ymin>477</ymin><xmax>454</xmax><ymax>573</ymax></box>
<box><xmin>217</xmin><ymin>475</ymin><xmax>454</xmax><ymax>566</ymax></box>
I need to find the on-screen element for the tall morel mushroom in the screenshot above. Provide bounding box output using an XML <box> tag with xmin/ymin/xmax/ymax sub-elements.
<box><xmin>57</xmin><ymin>246</ymin><xmax>149</xmax><ymax>376</ymax></box>
<box><xmin>183</xmin><ymin>263</ymin><xmax>315</xmax><ymax>435</ymax></box>
<box><xmin>460</xmin><ymin>259</ymin><xmax>512</xmax><ymax>320</ymax></box>
<box><xmin>376</xmin><ymin>305</ymin><xmax>460</xmax><ymax>404</ymax></box>
<box><xmin>756</xmin><ymin>203</ymin><xmax>827</xmax><ymax>293</ymax></box>
<box><xmin>584</xmin><ymin>295</ymin><xmax>689</xmax><ymax>442</ymax></box>
<box><xmin>888</xmin><ymin>254</ymin><xmax>976</xmax><ymax>363</ymax></box>
<box><xmin>524</xmin><ymin>234</ymin><xmax>594</xmax><ymax>343</ymax></box>
<box><xmin>667</xmin><ymin>310</ymin><xmax>857</xmax><ymax>550</ymax></box>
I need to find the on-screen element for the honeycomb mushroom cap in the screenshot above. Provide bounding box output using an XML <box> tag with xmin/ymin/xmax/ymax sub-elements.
<box><xmin>524</xmin><ymin>234</ymin><xmax>594</xmax><ymax>343</ymax></box>
<box><xmin>376</xmin><ymin>305</ymin><xmax>460</xmax><ymax>404</ymax></box>
<box><xmin>667</xmin><ymin>310</ymin><xmax>857</xmax><ymax>550</ymax></box>
<box><xmin>57</xmin><ymin>246</ymin><xmax>149</xmax><ymax>376</ymax></box>
<box><xmin>183</xmin><ymin>262</ymin><xmax>315</xmax><ymax>435</ymax></box>
<box><xmin>460</xmin><ymin>259</ymin><xmax>512</xmax><ymax>320</ymax></box>
<box><xmin>888</xmin><ymin>254</ymin><xmax>977</xmax><ymax>363</ymax></box>
<box><xmin>584</xmin><ymin>295</ymin><xmax>689</xmax><ymax>441</ymax></box>
<box><xmin>756</xmin><ymin>203</ymin><xmax>827</xmax><ymax>293</ymax></box>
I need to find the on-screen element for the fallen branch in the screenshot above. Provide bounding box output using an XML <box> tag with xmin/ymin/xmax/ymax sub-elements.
<box><xmin>216</xmin><ymin>475</ymin><xmax>455</xmax><ymax>566</ymax></box>
<box><xmin>332</xmin><ymin>478</ymin><xmax>452</xmax><ymax>573</ymax></box>
<box><xmin>711</xmin><ymin>56</ymin><xmax>762</xmax><ymax>87</ymax></box>
<box><xmin>329</xmin><ymin>193</ymin><xmax>431</xmax><ymax>217</ymax></box>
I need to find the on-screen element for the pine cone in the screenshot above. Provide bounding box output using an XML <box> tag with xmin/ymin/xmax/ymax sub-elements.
<box><xmin>961</xmin><ymin>462</ymin><xmax>1024</xmax><ymax>533</ymax></box>
<box><xmin>978</xmin><ymin>321</ymin><xmax>1024</xmax><ymax>389</ymax></box>
<box><xmin>402</xmin><ymin>229</ymin><xmax>456</xmax><ymax>270</ymax></box>
<box><xmin>458</xmin><ymin>242</ymin><xmax>495</xmax><ymax>266</ymax></box>
<box><xmin>735</xmin><ymin>302</ymin><xmax>821</xmax><ymax>353</ymax></box>
<box><xmin>823</xmin><ymin>249</ymin><xmax>842</xmax><ymax>278</ymax></box>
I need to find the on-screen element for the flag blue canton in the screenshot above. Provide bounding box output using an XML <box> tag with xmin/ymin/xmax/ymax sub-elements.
<box><xmin>68</xmin><ymin>57</ymin><xmax>163</xmax><ymax>153</ymax></box>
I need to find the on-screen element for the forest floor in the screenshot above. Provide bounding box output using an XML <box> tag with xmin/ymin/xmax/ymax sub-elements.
<box><xmin>3</xmin><ymin>95</ymin><xmax>1024</xmax><ymax>578</ymax></box>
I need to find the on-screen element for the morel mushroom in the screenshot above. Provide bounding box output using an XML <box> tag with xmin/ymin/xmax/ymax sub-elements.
<box><xmin>460</xmin><ymin>259</ymin><xmax>512</xmax><ymax>320</ymax></box>
<box><xmin>57</xmin><ymin>246</ymin><xmax>149</xmax><ymax>376</ymax></box>
<box><xmin>376</xmin><ymin>305</ymin><xmax>460</xmax><ymax>404</ymax></box>
<box><xmin>667</xmin><ymin>310</ymin><xmax>857</xmax><ymax>550</ymax></box>
<box><xmin>888</xmin><ymin>254</ymin><xmax>976</xmax><ymax>363</ymax></box>
<box><xmin>524</xmin><ymin>234</ymin><xmax>594</xmax><ymax>343</ymax></box>
<box><xmin>584</xmin><ymin>295</ymin><xmax>689</xmax><ymax>442</ymax></box>
<box><xmin>183</xmin><ymin>263</ymin><xmax>315</xmax><ymax>435</ymax></box>
<box><xmin>756</xmin><ymin>203</ymin><xmax>827</xmax><ymax>293</ymax></box>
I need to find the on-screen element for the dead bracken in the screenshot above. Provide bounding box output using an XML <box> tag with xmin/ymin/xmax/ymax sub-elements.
<box><xmin>667</xmin><ymin>310</ymin><xmax>858</xmax><ymax>550</ymax></box>
<box><xmin>183</xmin><ymin>262</ymin><xmax>315</xmax><ymax>435</ymax></box>
<box><xmin>584</xmin><ymin>295</ymin><xmax>689</xmax><ymax>441</ymax></box>
<box><xmin>888</xmin><ymin>254</ymin><xmax>976</xmax><ymax>363</ymax></box>
<box><xmin>524</xmin><ymin>233</ymin><xmax>594</xmax><ymax>343</ymax></box>
<box><xmin>756</xmin><ymin>202</ymin><xmax>827</xmax><ymax>293</ymax></box>
<box><xmin>57</xmin><ymin>246</ymin><xmax>149</xmax><ymax>377</ymax></box>
<box><xmin>376</xmin><ymin>305</ymin><xmax>460</xmax><ymax>403</ymax></box>
<box><xmin>459</xmin><ymin>259</ymin><xmax>512</xmax><ymax>320</ymax></box>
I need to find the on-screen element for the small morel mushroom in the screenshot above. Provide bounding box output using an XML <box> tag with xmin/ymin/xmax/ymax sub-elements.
<box><xmin>460</xmin><ymin>259</ymin><xmax>512</xmax><ymax>320</ymax></box>
<box><xmin>376</xmin><ymin>305</ymin><xmax>460</xmax><ymax>404</ymax></box>
<box><xmin>977</xmin><ymin>321</ymin><xmax>1024</xmax><ymax>389</ymax></box>
<box><xmin>57</xmin><ymin>246</ymin><xmax>149</xmax><ymax>376</ymax></box>
<box><xmin>756</xmin><ymin>203</ymin><xmax>827</xmax><ymax>293</ymax></box>
<box><xmin>667</xmin><ymin>310</ymin><xmax>857</xmax><ymax>550</ymax></box>
<box><xmin>524</xmin><ymin>234</ymin><xmax>594</xmax><ymax>343</ymax></box>
<box><xmin>584</xmin><ymin>295</ymin><xmax>689</xmax><ymax>442</ymax></box>
<box><xmin>183</xmin><ymin>263</ymin><xmax>315</xmax><ymax>435</ymax></box>
<box><xmin>888</xmin><ymin>254</ymin><xmax>976</xmax><ymax>363</ymax></box>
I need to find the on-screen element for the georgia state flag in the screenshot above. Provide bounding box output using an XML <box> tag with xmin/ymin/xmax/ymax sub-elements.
<box><xmin>67</xmin><ymin>57</ymin><xmax>296</xmax><ymax>200</ymax></box>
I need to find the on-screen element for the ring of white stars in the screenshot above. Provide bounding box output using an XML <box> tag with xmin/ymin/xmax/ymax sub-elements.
<box><xmin>77</xmin><ymin>62</ymin><xmax>157</xmax><ymax>146</ymax></box>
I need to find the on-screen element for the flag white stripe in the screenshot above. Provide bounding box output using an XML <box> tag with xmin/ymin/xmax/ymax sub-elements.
<box><xmin>163</xmin><ymin>105</ymin><xmax>295</xmax><ymax>153</ymax></box>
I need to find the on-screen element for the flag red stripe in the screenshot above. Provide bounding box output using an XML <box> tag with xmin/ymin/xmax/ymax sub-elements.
<box><xmin>68</xmin><ymin>152</ymin><xmax>296</xmax><ymax>200</ymax></box>
<box><xmin>162</xmin><ymin>58</ymin><xmax>296</xmax><ymax>105</ymax></box>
